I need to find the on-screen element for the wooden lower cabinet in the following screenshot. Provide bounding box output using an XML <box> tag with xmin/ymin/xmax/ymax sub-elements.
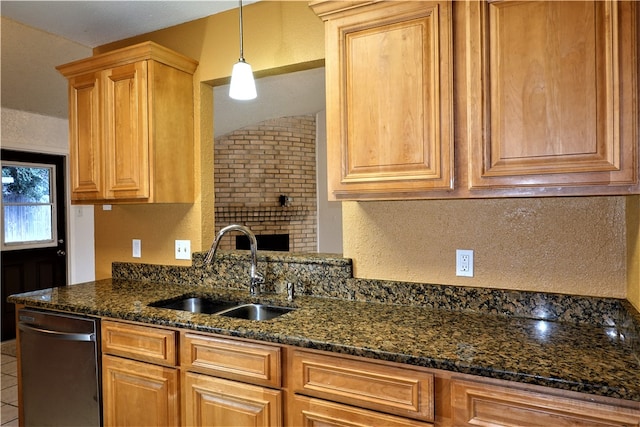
<box><xmin>99</xmin><ymin>320</ymin><xmax>639</xmax><ymax>427</ymax></box>
<box><xmin>183</xmin><ymin>371</ymin><xmax>283</xmax><ymax>426</ymax></box>
<box><xmin>292</xmin><ymin>395</ymin><xmax>433</xmax><ymax>427</ymax></box>
<box><xmin>102</xmin><ymin>354</ymin><xmax>180</xmax><ymax>427</ymax></box>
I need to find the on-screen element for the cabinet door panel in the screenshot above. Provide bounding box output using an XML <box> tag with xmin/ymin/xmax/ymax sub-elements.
<box><xmin>68</xmin><ymin>72</ymin><xmax>102</xmax><ymax>200</ymax></box>
<box><xmin>103</xmin><ymin>61</ymin><xmax>150</xmax><ymax>199</ymax></box>
<box><xmin>318</xmin><ymin>1</ymin><xmax>454</xmax><ymax>199</ymax></box>
<box><xmin>183</xmin><ymin>372</ymin><xmax>282</xmax><ymax>427</ymax></box>
<box><xmin>102</xmin><ymin>355</ymin><xmax>179</xmax><ymax>427</ymax></box>
<box><xmin>468</xmin><ymin>1</ymin><xmax>637</xmax><ymax>189</ymax></box>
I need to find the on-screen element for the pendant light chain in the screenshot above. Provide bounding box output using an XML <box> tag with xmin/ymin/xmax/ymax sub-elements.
<box><xmin>238</xmin><ymin>0</ymin><xmax>245</xmax><ymax>62</ymax></box>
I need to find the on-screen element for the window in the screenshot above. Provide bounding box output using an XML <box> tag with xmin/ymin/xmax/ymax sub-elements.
<box><xmin>1</xmin><ymin>161</ymin><xmax>57</xmax><ymax>250</ymax></box>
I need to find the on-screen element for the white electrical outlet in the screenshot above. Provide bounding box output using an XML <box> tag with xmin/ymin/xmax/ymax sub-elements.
<box><xmin>132</xmin><ymin>239</ymin><xmax>141</xmax><ymax>258</ymax></box>
<box><xmin>175</xmin><ymin>240</ymin><xmax>191</xmax><ymax>260</ymax></box>
<box><xmin>456</xmin><ymin>249</ymin><xmax>474</xmax><ymax>277</ymax></box>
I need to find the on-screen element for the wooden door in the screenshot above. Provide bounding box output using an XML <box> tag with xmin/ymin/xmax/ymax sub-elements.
<box><xmin>103</xmin><ymin>61</ymin><xmax>150</xmax><ymax>200</ymax></box>
<box><xmin>1</xmin><ymin>149</ymin><xmax>67</xmax><ymax>341</ymax></box>
<box><xmin>183</xmin><ymin>372</ymin><xmax>282</xmax><ymax>426</ymax></box>
<box><xmin>102</xmin><ymin>355</ymin><xmax>179</xmax><ymax>427</ymax></box>
<box><xmin>467</xmin><ymin>1</ymin><xmax>637</xmax><ymax>190</ymax></box>
<box><xmin>68</xmin><ymin>71</ymin><xmax>103</xmax><ymax>201</ymax></box>
<box><xmin>313</xmin><ymin>1</ymin><xmax>454</xmax><ymax>200</ymax></box>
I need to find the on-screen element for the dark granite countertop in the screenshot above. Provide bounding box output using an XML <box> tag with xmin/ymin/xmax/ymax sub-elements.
<box><xmin>8</xmin><ymin>278</ymin><xmax>640</xmax><ymax>403</ymax></box>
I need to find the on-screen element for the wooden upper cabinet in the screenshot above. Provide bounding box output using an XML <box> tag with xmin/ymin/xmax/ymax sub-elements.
<box><xmin>68</xmin><ymin>72</ymin><xmax>102</xmax><ymax>199</ymax></box>
<box><xmin>57</xmin><ymin>42</ymin><xmax>198</xmax><ymax>204</ymax></box>
<box><xmin>310</xmin><ymin>0</ymin><xmax>454</xmax><ymax>200</ymax></box>
<box><xmin>103</xmin><ymin>61</ymin><xmax>149</xmax><ymax>200</ymax></box>
<box><xmin>466</xmin><ymin>0</ymin><xmax>638</xmax><ymax>192</ymax></box>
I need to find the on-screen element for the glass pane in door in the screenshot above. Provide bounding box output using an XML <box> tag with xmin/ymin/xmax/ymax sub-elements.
<box><xmin>2</xmin><ymin>163</ymin><xmax>56</xmax><ymax>248</ymax></box>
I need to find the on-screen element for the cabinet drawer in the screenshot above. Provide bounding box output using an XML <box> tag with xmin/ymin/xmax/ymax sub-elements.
<box><xmin>181</xmin><ymin>332</ymin><xmax>282</xmax><ymax>388</ymax></box>
<box><xmin>101</xmin><ymin>320</ymin><xmax>177</xmax><ymax>366</ymax></box>
<box><xmin>451</xmin><ymin>378</ymin><xmax>640</xmax><ymax>427</ymax></box>
<box><xmin>291</xmin><ymin>350</ymin><xmax>435</xmax><ymax>422</ymax></box>
<box><xmin>292</xmin><ymin>395</ymin><xmax>433</xmax><ymax>427</ymax></box>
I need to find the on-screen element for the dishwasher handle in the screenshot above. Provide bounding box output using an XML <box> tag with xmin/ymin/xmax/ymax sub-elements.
<box><xmin>18</xmin><ymin>322</ymin><xmax>96</xmax><ymax>342</ymax></box>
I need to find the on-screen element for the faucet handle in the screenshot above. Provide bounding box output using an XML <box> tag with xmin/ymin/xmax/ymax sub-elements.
<box><xmin>253</xmin><ymin>271</ymin><xmax>265</xmax><ymax>284</ymax></box>
<box><xmin>249</xmin><ymin>271</ymin><xmax>265</xmax><ymax>296</ymax></box>
<box><xmin>287</xmin><ymin>282</ymin><xmax>294</xmax><ymax>301</ymax></box>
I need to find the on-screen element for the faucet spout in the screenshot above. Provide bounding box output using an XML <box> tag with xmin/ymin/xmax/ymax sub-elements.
<box><xmin>204</xmin><ymin>224</ymin><xmax>264</xmax><ymax>296</ymax></box>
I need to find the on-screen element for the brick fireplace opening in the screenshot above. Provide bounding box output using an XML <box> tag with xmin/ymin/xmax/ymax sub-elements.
<box><xmin>236</xmin><ymin>234</ymin><xmax>289</xmax><ymax>252</ymax></box>
<box><xmin>214</xmin><ymin>115</ymin><xmax>317</xmax><ymax>252</ymax></box>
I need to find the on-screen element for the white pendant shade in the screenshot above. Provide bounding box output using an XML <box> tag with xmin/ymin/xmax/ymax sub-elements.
<box><xmin>229</xmin><ymin>60</ymin><xmax>257</xmax><ymax>100</ymax></box>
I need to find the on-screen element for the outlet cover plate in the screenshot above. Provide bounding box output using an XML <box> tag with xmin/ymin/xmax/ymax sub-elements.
<box><xmin>456</xmin><ymin>249</ymin><xmax>474</xmax><ymax>277</ymax></box>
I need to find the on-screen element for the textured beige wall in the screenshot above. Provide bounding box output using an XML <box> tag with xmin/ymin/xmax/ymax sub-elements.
<box><xmin>94</xmin><ymin>204</ymin><xmax>199</xmax><ymax>280</ymax></box>
<box><xmin>343</xmin><ymin>197</ymin><xmax>628</xmax><ymax>298</ymax></box>
<box><xmin>627</xmin><ymin>196</ymin><xmax>640</xmax><ymax>309</ymax></box>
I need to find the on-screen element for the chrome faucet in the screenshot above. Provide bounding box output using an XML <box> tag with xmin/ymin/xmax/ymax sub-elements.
<box><xmin>204</xmin><ymin>224</ymin><xmax>264</xmax><ymax>296</ymax></box>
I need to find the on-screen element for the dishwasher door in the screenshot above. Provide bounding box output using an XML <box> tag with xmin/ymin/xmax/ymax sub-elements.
<box><xmin>18</xmin><ymin>308</ymin><xmax>101</xmax><ymax>427</ymax></box>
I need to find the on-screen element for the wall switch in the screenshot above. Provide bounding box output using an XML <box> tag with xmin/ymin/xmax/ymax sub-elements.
<box><xmin>456</xmin><ymin>249</ymin><xmax>474</xmax><ymax>277</ymax></box>
<box><xmin>132</xmin><ymin>239</ymin><xmax>141</xmax><ymax>258</ymax></box>
<box><xmin>175</xmin><ymin>240</ymin><xmax>191</xmax><ymax>260</ymax></box>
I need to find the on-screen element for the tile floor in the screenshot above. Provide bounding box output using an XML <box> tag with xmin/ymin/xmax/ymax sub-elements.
<box><xmin>1</xmin><ymin>341</ymin><xmax>18</xmax><ymax>426</ymax></box>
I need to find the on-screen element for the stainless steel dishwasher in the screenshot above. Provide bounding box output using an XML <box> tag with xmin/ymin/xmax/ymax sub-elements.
<box><xmin>18</xmin><ymin>308</ymin><xmax>102</xmax><ymax>426</ymax></box>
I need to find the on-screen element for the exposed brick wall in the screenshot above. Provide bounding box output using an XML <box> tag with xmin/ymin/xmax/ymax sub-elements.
<box><xmin>214</xmin><ymin>115</ymin><xmax>317</xmax><ymax>252</ymax></box>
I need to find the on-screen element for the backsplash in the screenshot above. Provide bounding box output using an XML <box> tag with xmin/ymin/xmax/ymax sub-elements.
<box><xmin>111</xmin><ymin>250</ymin><xmax>639</xmax><ymax>358</ymax></box>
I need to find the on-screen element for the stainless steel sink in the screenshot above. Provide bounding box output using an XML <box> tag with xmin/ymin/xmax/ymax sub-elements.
<box><xmin>148</xmin><ymin>296</ymin><xmax>238</xmax><ymax>314</ymax></box>
<box><xmin>148</xmin><ymin>295</ymin><xmax>295</xmax><ymax>320</ymax></box>
<box><xmin>217</xmin><ymin>304</ymin><xmax>295</xmax><ymax>321</ymax></box>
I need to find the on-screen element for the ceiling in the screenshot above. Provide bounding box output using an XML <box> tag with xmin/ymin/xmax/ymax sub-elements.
<box><xmin>1</xmin><ymin>0</ymin><xmax>325</xmax><ymax>134</ymax></box>
<box><xmin>0</xmin><ymin>1</ymin><xmax>255</xmax><ymax>48</ymax></box>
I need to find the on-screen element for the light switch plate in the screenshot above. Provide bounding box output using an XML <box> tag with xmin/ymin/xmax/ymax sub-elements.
<box><xmin>175</xmin><ymin>240</ymin><xmax>191</xmax><ymax>260</ymax></box>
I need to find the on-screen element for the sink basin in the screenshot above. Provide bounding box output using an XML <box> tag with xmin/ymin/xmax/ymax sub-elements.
<box><xmin>149</xmin><ymin>296</ymin><xmax>238</xmax><ymax>315</ymax></box>
<box><xmin>148</xmin><ymin>296</ymin><xmax>295</xmax><ymax>321</ymax></box>
<box><xmin>217</xmin><ymin>304</ymin><xmax>295</xmax><ymax>321</ymax></box>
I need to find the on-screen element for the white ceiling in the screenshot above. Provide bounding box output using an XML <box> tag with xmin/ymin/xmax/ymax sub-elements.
<box><xmin>0</xmin><ymin>1</ymin><xmax>254</xmax><ymax>48</ymax></box>
<box><xmin>1</xmin><ymin>0</ymin><xmax>325</xmax><ymax>132</ymax></box>
<box><xmin>214</xmin><ymin>67</ymin><xmax>325</xmax><ymax>138</ymax></box>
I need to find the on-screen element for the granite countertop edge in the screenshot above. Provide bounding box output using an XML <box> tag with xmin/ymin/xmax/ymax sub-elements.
<box><xmin>8</xmin><ymin>279</ymin><xmax>640</xmax><ymax>404</ymax></box>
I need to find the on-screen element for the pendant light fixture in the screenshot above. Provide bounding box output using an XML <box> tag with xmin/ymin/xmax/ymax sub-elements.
<box><xmin>229</xmin><ymin>0</ymin><xmax>257</xmax><ymax>100</ymax></box>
